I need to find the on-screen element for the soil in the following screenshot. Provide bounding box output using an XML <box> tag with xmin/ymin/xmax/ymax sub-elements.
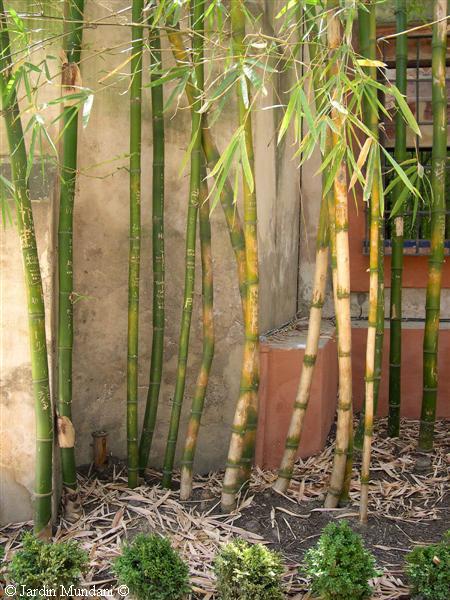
<box><xmin>1</xmin><ymin>418</ymin><xmax>448</xmax><ymax>599</ymax></box>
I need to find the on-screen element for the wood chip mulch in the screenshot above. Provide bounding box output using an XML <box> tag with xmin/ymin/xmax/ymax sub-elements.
<box><xmin>0</xmin><ymin>418</ymin><xmax>448</xmax><ymax>599</ymax></box>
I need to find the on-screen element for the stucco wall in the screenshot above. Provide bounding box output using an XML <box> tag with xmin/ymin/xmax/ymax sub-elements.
<box><xmin>0</xmin><ymin>0</ymin><xmax>300</xmax><ymax>523</ymax></box>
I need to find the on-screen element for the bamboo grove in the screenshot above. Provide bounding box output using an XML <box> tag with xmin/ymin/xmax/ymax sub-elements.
<box><xmin>0</xmin><ymin>0</ymin><xmax>448</xmax><ymax>534</ymax></box>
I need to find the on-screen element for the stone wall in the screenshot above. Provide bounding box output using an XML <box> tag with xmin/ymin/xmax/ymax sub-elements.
<box><xmin>0</xmin><ymin>0</ymin><xmax>300</xmax><ymax>523</ymax></box>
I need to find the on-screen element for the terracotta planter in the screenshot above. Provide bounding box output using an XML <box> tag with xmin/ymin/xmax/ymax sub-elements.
<box><xmin>352</xmin><ymin>323</ymin><xmax>450</xmax><ymax>418</ymax></box>
<box><xmin>255</xmin><ymin>328</ymin><xmax>338</xmax><ymax>470</ymax></box>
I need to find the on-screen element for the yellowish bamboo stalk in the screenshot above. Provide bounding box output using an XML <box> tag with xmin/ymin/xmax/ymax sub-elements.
<box><xmin>324</xmin><ymin>2</ymin><xmax>353</xmax><ymax>508</ymax></box>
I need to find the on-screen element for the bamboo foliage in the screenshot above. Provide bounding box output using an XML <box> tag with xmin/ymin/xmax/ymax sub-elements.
<box><xmin>139</xmin><ymin>24</ymin><xmax>165</xmax><ymax>473</ymax></box>
<box><xmin>162</xmin><ymin>0</ymin><xmax>204</xmax><ymax>489</ymax></box>
<box><xmin>57</xmin><ymin>0</ymin><xmax>85</xmax><ymax>520</ymax></box>
<box><xmin>0</xmin><ymin>2</ymin><xmax>53</xmax><ymax>536</ymax></box>
<box><xmin>419</xmin><ymin>0</ymin><xmax>448</xmax><ymax>453</ymax></box>
<box><xmin>127</xmin><ymin>0</ymin><xmax>144</xmax><ymax>489</ymax></box>
<box><xmin>388</xmin><ymin>0</ymin><xmax>407</xmax><ymax>438</ymax></box>
<box><xmin>222</xmin><ymin>0</ymin><xmax>259</xmax><ymax>511</ymax></box>
<box><xmin>180</xmin><ymin>164</ymin><xmax>214</xmax><ymax>500</ymax></box>
<box><xmin>324</xmin><ymin>0</ymin><xmax>353</xmax><ymax>509</ymax></box>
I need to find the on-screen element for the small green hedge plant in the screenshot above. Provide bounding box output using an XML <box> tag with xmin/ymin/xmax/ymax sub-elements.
<box><xmin>113</xmin><ymin>533</ymin><xmax>190</xmax><ymax>600</ymax></box>
<box><xmin>405</xmin><ymin>531</ymin><xmax>450</xmax><ymax>600</ymax></box>
<box><xmin>213</xmin><ymin>538</ymin><xmax>284</xmax><ymax>600</ymax></box>
<box><xmin>303</xmin><ymin>520</ymin><xmax>378</xmax><ymax>600</ymax></box>
<box><xmin>8</xmin><ymin>533</ymin><xmax>88</xmax><ymax>599</ymax></box>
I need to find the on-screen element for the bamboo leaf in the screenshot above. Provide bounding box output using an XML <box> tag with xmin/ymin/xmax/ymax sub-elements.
<box><xmin>356</xmin><ymin>58</ymin><xmax>386</xmax><ymax>68</ymax></box>
<box><xmin>390</xmin><ymin>84</ymin><xmax>421</xmax><ymax>137</ymax></box>
<box><xmin>240</xmin><ymin>74</ymin><xmax>249</xmax><ymax>109</ymax></box>
<box><xmin>381</xmin><ymin>145</ymin><xmax>419</xmax><ymax>198</ymax></box>
<box><xmin>278</xmin><ymin>87</ymin><xmax>298</xmax><ymax>143</ymax></box>
<box><xmin>239</xmin><ymin>131</ymin><xmax>254</xmax><ymax>193</ymax></box>
<box><xmin>349</xmin><ymin>136</ymin><xmax>372</xmax><ymax>190</ymax></box>
<box><xmin>390</xmin><ymin>172</ymin><xmax>418</xmax><ymax>218</ymax></box>
<box><xmin>82</xmin><ymin>93</ymin><xmax>94</xmax><ymax>128</ymax></box>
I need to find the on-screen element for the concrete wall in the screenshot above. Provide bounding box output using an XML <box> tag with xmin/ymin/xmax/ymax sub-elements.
<box><xmin>0</xmin><ymin>1</ymin><xmax>300</xmax><ymax>523</ymax></box>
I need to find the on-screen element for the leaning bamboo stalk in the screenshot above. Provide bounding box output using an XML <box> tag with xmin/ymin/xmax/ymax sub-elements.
<box><xmin>127</xmin><ymin>0</ymin><xmax>144</xmax><ymax>489</ymax></box>
<box><xmin>273</xmin><ymin>9</ymin><xmax>332</xmax><ymax>494</ymax></box>
<box><xmin>138</xmin><ymin>25</ymin><xmax>165</xmax><ymax>473</ymax></box>
<box><xmin>0</xmin><ymin>2</ymin><xmax>53</xmax><ymax>536</ymax></box>
<box><xmin>418</xmin><ymin>0</ymin><xmax>447</xmax><ymax>453</ymax></box>
<box><xmin>221</xmin><ymin>0</ymin><xmax>259</xmax><ymax>511</ymax></box>
<box><xmin>388</xmin><ymin>0</ymin><xmax>407</xmax><ymax>438</ymax></box>
<box><xmin>161</xmin><ymin>0</ymin><xmax>204</xmax><ymax>489</ymax></box>
<box><xmin>57</xmin><ymin>0</ymin><xmax>85</xmax><ymax>521</ymax></box>
<box><xmin>274</xmin><ymin>193</ymin><xmax>329</xmax><ymax>494</ymax></box>
<box><xmin>180</xmin><ymin>164</ymin><xmax>214</xmax><ymax>500</ymax></box>
<box><xmin>324</xmin><ymin>0</ymin><xmax>353</xmax><ymax>509</ymax></box>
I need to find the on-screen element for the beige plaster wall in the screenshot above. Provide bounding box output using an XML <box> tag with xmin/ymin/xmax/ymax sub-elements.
<box><xmin>0</xmin><ymin>0</ymin><xmax>300</xmax><ymax>523</ymax></box>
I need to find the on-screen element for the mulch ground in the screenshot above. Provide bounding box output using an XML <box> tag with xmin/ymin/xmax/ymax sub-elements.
<box><xmin>1</xmin><ymin>418</ymin><xmax>448</xmax><ymax>599</ymax></box>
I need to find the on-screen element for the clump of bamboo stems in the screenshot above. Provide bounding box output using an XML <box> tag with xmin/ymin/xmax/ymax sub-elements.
<box><xmin>221</xmin><ymin>0</ymin><xmax>259</xmax><ymax>512</ymax></box>
<box><xmin>418</xmin><ymin>0</ymin><xmax>448</xmax><ymax>455</ymax></box>
<box><xmin>180</xmin><ymin>164</ymin><xmax>215</xmax><ymax>500</ymax></box>
<box><xmin>127</xmin><ymin>0</ymin><xmax>144</xmax><ymax>489</ymax></box>
<box><xmin>324</xmin><ymin>0</ymin><xmax>353</xmax><ymax>509</ymax></box>
<box><xmin>0</xmin><ymin>1</ymin><xmax>53</xmax><ymax>536</ymax></box>
<box><xmin>162</xmin><ymin>0</ymin><xmax>204</xmax><ymax>489</ymax></box>
<box><xmin>139</xmin><ymin>24</ymin><xmax>165</xmax><ymax>473</ymax></box>
<box><xmin>57</xmin><ymin>0</ymin><xmax>85</xmax><ymax>520</ymax></box>
<box><xmin>358</xmin><ymin>1</ymin><xmax>382</xmax><ymax>525</ymax></box>
<box><xmin>388</xmin><ymin>0</ymin><xmax>407</xmax><ymax>438</ymax></box>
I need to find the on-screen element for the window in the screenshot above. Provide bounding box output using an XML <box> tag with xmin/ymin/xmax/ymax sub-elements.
<box><xmin>363</xmin><ymin>33</ymin><xmax>450</xmax><ymax>256</ymax></box>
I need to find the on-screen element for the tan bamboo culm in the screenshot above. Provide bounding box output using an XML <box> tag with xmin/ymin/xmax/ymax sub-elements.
<box><xmin>324</xmin><ymin>0</ymin><xmax>353</xmax><ymax>508</ymax></box>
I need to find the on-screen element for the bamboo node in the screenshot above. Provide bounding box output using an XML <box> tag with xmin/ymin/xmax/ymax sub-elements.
<box><xmin>303</xmin><ymin>354</ymin><xmax>317</xmax><ymax>366</ymax></box>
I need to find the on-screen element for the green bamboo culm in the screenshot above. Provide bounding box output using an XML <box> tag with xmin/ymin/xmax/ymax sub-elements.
<box><xmin>0</xmin><ymin>2</ymin><xmax>53</xmax><ymax>536</ymax></box>
<box><xmin>418</xmin><ymin>0</ymin><xmax>448</xmax><ymax>453</ymax></box>
<box><xmin>388</xmin><ymin>0</ymin><xmax>407</xmax><ymax>438</ymax></box>
<box><xmin>222</xmin><ymin>0</ymin><xmax>260</xmax><ymax>511</ymax></box>
<box><xmin>127</xmin><ymin>0</ymin><xmax>144</xmax><ymax>489</ymax></box>
<box><xmin>57</xmin><ymin>0</ymin><xmax>85</xmax><ymax>520</ymax></box>
<box><xmin>180</xmin><ymin>164</ymin><xmax>214</xmax><ymax>500</ymax></box>
<box><xmin>161</xmin><ymin>0</ymin><xmax>204</xmax><ymax>489</ymax></box>
<box><xmin>138</xmin><ymin>25</ymin><xmax>165</xmax><ymax>473</ymax></box>
<box><xmin>168</xmin><ymin>31</ymin><xmax>247</xmax><ymax>313</ymax></box>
